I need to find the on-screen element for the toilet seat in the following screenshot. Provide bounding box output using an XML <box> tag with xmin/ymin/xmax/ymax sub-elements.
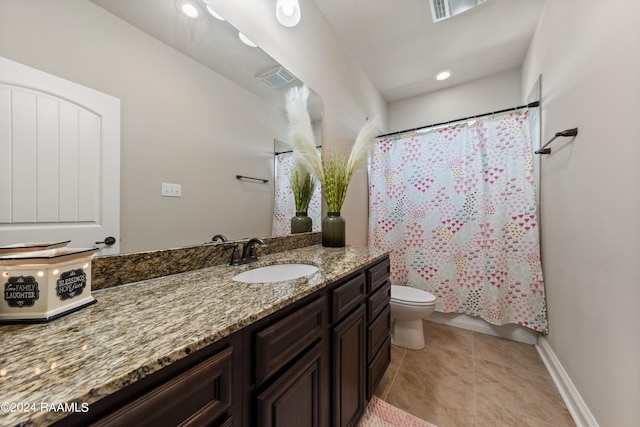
<box><xmin>391</xmin><ymin>285</ymin><xmax>436</xmax><ymax>307</ymax></box>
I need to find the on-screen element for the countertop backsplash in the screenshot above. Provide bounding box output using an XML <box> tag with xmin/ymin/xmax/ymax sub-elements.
<box><xmin>91</xmin><ymin>232</ymin><xmax>321</xmax><ymax>290</ymax></box>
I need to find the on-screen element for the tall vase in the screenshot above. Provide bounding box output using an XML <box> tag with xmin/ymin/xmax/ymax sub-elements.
<box><xmin>322</xmin><ymin>212</ymin><xmax>345</xmax><ymax>247</ymax></box>
<box><xmin>291</xmin><ymin>211</ymin><xmax>312</xmax><ymax>234</ymax></box>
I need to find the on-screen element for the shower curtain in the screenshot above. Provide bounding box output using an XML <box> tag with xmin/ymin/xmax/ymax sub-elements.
<box><xmin>272</xmin><ymin>151</ymin><xmax>321</xmax><ymax>236</ymax></box>
<box><xmin>368</xmin><ymin>109</ymin><xmax>547</xmax><ymax>332</ymax></box>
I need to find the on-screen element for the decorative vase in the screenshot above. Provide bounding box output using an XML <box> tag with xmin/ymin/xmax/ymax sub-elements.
<box><xmin>291</xmin><ymin>211</ymin><xmax>312</xmax><ymax>234</ymax></box>
<box><xmin>322</xmin><ymin>212</ymin><xmax>345</xmax><ymax>247</ymax></box>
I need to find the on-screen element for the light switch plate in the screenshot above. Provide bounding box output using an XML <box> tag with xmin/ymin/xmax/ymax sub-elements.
<box><xmin>161</xmin><ymin>182</ymin><xmax>182</xmax><ymax>197</ymax></box>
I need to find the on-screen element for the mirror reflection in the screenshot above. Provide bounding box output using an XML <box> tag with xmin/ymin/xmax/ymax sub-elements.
<box><xmin>1</xmin><ymin>0</ymin><xmax>322</xmax><ymax>254</ymax></box>
<box><xmin>92</xmin><ymin>0</ymin><xmax>323</xmax><ymax>125</ymax></box>
<box><xmin>90</xmin><ymin>0</ymin><xmax>323</xmax><ymax>250</ymax></box>
<box><xmin>91</xmin><ymin>0</ymin><xmax>322</xmax><ymax>252</ymax></box>
<box><xmin>272</xmin><ymin>138</ymin><xmax>322</xmax><ymax>237</ymax></box>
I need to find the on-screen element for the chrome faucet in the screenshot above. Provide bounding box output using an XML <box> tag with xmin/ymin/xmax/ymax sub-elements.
<box><xmin>211</xmin><ymin>234</ymin><xmax>228</xmax><ymax>242</ymax></box>
<box><xmin>241</xmin><ymin>238</ymin><xmax>267</xmax><ymax>263</ymax></box>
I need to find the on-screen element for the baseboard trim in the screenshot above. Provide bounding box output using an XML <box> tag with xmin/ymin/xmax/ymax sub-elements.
<box><xmin>427</xmin><ymin>312</ymin><xmax>538</xmax><ymax>344</ymax></box>
<box><xmin>536</xmin><ymin>337</ymin><xmax>599</xmax><ymax>427</ymax></box>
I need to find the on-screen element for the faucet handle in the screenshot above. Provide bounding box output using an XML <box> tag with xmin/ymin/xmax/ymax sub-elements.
<box><xmin>224</xmin><ymin>243</ymin><xmax>241</xmax><ymax>266</ymax></box>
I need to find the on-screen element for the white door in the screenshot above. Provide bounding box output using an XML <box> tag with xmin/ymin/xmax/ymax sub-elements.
<box><xmin>0</xmin><ymin>57</ymin><xmax>120</xmax><ymax>254</ymax></box>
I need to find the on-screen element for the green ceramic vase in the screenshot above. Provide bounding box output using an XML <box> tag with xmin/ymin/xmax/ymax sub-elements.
<box><xmin>291</xmin><ymin>212</ymin><xmax>312</xmax><ymax>234</ymax></box>
<box><xmin>322</xmin><ymin>212</ymin><xmax>345</xmax><ymax>247</ymax></box>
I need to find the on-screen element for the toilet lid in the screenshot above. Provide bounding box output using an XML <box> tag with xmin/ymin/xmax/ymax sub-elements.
<box><xmin>391</xmin><ymin>285</ymin><xmax>436</xmax><ymax>305</ymax></box>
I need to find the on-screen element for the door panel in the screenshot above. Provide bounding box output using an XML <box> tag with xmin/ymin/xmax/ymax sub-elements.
<box><xmin>36</xmin><ymin>95</ymin><xmax>59</xmax><ymax>222</ymax></box>
<box><xmin>0</xmin><ymin>56</ymin><xmax>120</xmax><ymax>254</ymax></box>
<box><xmin>58</xmin><ymin>101</ymin><xmax>80</xmax><ymax>222</ymax></box>
<box><xmin>0</xmin><ymin>87</ymin><xmax>11</xmax><ymax>224</ymax></box>
<box><xmin>9</xmin><ymin>89</ymin><xmax>37</xmax><ymax>222</ymax></box>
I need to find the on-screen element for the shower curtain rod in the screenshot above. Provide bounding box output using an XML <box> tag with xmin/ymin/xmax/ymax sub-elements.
<box><xmin>376</xmin><ymin>101</ymin><xmax>540</xmax><ymax>139</ymax></box>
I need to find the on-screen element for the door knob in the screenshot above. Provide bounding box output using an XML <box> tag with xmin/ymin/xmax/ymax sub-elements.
<box><xmin>95</xmin><ymin>236</ymin><xmax>116</xmax><ymax>246</ymax></box>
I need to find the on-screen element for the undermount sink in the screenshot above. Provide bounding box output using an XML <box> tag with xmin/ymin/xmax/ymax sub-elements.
<box><xmin>232</xmin><ymin>263</ymin><xmax>319</xmax><ymax>283</ymax></box>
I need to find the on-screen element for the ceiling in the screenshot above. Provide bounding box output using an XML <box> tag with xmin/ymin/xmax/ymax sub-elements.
<box><xmin>312</xmin><ymin>0</ymin><xmax>545</xmax><ymax>103</ymax></box>
<box><xmin>90</xmin><ymin>0</ymin><xmax>545</xmax><ymax>110</ymax></box>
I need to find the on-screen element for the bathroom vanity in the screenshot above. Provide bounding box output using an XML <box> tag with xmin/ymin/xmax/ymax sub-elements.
<box><xmin>0</xmin><ymin>245</ymin><xmax>390</xmax><ymax>427</ymax></box>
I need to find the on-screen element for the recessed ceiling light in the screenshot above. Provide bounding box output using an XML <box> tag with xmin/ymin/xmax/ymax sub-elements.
<box><xmin>434</xmin><ymin>69</ymin><xmax>453</xmax><ymax>81</ymax></box>
<box><xmin>238</xmin><ymin>32</ymin><xmax>257</xmax><ymax>48</ymax></box>
<box><xmin>205</xmin><ymin>5</ymin><xmax>225</xmax><ymax>21</ymax></box>
<box><xmin>176</xmin><ymin>0</ymin><xmax>202</xmax><ymax>19</ymax></box>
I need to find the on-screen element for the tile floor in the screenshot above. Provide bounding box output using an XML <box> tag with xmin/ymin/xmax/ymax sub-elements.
<box><xmin>374</xmin><ymin>321</ymin><xmax>575</xmax><ymax>427</ymax></box>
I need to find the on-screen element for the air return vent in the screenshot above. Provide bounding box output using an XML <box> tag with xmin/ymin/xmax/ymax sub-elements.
<box><xmin>429</xmin><ymin>0</ymin><xmax>488</xmax><ymax>23</ymax></box>
<box><xmin>256</xmin><ymin>66</ymin><xmax>297</xmax><ymax>89</ymax></box>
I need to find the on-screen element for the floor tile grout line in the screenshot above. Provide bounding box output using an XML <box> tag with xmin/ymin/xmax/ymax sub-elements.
<box><xmin>472</xmin><ymin>331</ymin><xmax>550</xmax><ymax>378</ymax></box>
<box><xmin>383</xmin><ymin>348</ymin><xmax>407</xmax><ymax>401</ymax></box>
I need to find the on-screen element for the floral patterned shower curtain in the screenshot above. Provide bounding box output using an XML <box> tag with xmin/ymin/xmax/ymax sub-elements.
<box><xmin>368</xmin><ymin>109</ymin><xmax>547</xmax><ymax>332</ymax></box>
<box><xmin>272</xmin><ymin>151</ymin><xmax>322</xmax><ymax>236</ymax></box>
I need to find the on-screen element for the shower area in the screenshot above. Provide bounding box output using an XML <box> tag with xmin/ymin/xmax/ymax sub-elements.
<box><xmin>368</xmin><ymin>105</ymin><xmax>549</xmax><ymax>333</ymax></box>
<box><xmin>272</xmin><ymin>145</ymin><xmax>322</xmax><ymax>237</ymax></box>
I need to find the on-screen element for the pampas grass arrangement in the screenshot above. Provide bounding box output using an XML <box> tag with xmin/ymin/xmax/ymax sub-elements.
<box><xmin>285</xmin><ymin>85</ymin><xmax>379</xmax><ymax>213</ymax></box>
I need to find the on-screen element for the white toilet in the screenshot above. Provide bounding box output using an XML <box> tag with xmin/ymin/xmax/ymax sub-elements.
<box><xmin>390</xmin><ymin>285</ymin><xmax>437</xmax><ymax>350</ymax></box>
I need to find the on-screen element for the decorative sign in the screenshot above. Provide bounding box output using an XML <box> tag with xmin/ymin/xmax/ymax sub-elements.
<box><xmin>4</xmin><ymin>276</ymin><xmax>40</xmax><ymax>307</ymax></box>
<box><xmin>56</xmin><ymin>269</ymin><xmax>87</xmax><ymax>300</ymax></box>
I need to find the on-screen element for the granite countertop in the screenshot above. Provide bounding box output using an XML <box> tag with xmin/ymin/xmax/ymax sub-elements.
<box><xmin>0</xmin><ymin>245</ymin><xmax>388</xmax><ymax>427</ymax></box>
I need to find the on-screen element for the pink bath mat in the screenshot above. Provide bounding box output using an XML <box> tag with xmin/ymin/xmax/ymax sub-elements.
<box><xmin>358</xmin><ymin>396</ymin><xmax>437</xmax><ymax>427</ymax></box>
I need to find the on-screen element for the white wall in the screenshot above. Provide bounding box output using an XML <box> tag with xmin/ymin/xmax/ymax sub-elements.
<box><xmin>0</xmin><ymin>0</ymin><xmax>287</xmax><ymax>253</ymax></box>
<box><xmin>205</xmin><ymin>0</ymin><xmax>388</xmax><ymax>246</ymax></box>
<box><xmin>388</xmin><ymin>68</ymin><xmax>522</xmax><ymax>132</ymax></box>
<box><xmin>522</xmin><ymin>0</ymin><xmax>640</xmax><ymax>425</ymax></box>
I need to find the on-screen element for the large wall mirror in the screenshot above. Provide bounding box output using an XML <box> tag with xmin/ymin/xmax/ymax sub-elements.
<box><xmin>91</xmin><ymin>0</ymin><xmax>323</xmax><ymax>248</ymax></box>
<box><xmin>0</xmin><ymin>0</ymin><xmax>322</xmax><ymax>254</ymax></box>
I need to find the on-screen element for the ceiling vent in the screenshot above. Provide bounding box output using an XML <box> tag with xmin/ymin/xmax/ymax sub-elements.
<box><xmin>429</xmin><ymin>0</ymin><xmax>488</xmax><ymax>23</ymax></box>
<box><xmin>256</xmin><ymin>66</ymin><xmax>297</xmax><ymax>89</ymax></box>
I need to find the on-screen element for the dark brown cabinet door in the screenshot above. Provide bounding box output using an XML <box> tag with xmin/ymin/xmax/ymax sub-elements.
<box><xmin>256</xmin><ymin>340</ymin><xmax>327</xmax><ymax>427</ymax></box>
<box><xmin>332</xmin><ymin>304</ymin><xmax>366</xmax><ymax>427</ymax></box>
<box><xmin>365</xmin><ymin>258</ymin><xmax>391</xmax><ymax>400</ymax></box>
<box><xmin>91</xmin><ymin>347</ymin><xmax>234</xmax><ymax>427</ymax></box>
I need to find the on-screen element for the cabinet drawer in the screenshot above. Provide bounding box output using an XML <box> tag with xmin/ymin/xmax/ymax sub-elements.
<box><xmin>255</xmin><ymin>296</ymin><xmax>326</xmax><ymax>387</ymax></box>
<box><xmin>367</xmin><ymin>305</ymin><xmax>390</xmax><ymax>362</ymax></box>
<box><xmin>367</xmin><ymin>336</ymin><xmax>391</xmax><ymax>399</ymax></box>
<box><xmin>332</xmin><ymin>273</ymin><xmax>366</xmax><ymax>322</ymax></box>
<box><xmin>367</xmin><ymin>258</ymin><xmax>390</xmax><ymax>294</ymax></box>
<box><xmin>92</xmin><ymin>347</ymin><xmax>234</xmax><ymax>427</ymax></box>
<box><xmin>367</xmin><ymin>281</ymin><xmax>390</xmax><ymax>323</ymax></box>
